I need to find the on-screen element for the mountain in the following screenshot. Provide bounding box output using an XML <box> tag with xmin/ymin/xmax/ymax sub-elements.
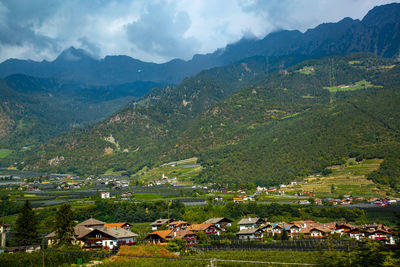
<box><xmin>17</xmin><ymin>53</ymin><xmax>400</xmax><ymax>190</ymax></box>
<box><xmin>0</xmin><ymin>74</ymin><xmax>162</xmax><ymax>154</ymax></box>
<box><xmin>0</xmin><ymin>3</ymin><xmax>399</xmax><ymax>86</ymax></box>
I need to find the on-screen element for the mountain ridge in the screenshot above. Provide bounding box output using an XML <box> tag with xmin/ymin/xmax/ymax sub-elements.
<box><xmin>0</xmin><ymin>3</ymin><xmax>399</xmax><ymax>85</ymax></box>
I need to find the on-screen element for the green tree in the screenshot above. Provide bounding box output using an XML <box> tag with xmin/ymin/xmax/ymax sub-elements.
<box><xmin>14</xmin><ymin>200</ymin><xmax>39</xmax><ymax>245</ymax></box>
<box><xmin>53</xmin><ymin>204</ymin><xmax>76</xmax><ymax>246</ymax></box>
<box><xmin>281</xmin><ymin>229</ymin><xmax>289</xmax><ymax>240</ymax></box>
<box><xmin>331</xmin><ymin>184</ymin><xmax>335</xmax><ymax>194</ymax></box>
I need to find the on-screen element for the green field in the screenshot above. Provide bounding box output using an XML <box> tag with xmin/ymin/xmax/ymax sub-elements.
<box><xmin>0</xmin><ymin>148</ymin><xmax>12</xmax><ymax>158</ymax></box>
<box><xmin>324</xmin><ymin>80</ymin><xmax>380</xmax><ymax>93</ymax></box>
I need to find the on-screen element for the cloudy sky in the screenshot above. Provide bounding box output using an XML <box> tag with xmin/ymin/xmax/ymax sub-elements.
<box><xmin>0</xmin><ymin>0</ymin><xmax>398</xmax><ymax>63</ymax></box>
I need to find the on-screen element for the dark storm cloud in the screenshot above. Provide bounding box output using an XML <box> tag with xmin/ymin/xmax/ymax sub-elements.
<box><xmin>0</xmin><ymin>0</ymin><xmax>398</xmax><ymax>63</ymax></box>
<box><xmin>0</xmin><ymin>0</ymin><xmax>60</xmax><ymax>54</ymax></box>
<box><xmin>125</xmin><ymin>2</ymin><xmax>199</xmax><ymax>59</ymax></box>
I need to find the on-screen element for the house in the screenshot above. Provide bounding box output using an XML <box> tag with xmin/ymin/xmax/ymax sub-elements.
<box><xmin>271</xmin><ymin>223</ymin><xmax>290</xmax><ymax>236</ymax></box>
<box><xmin>101</xmin><ymin>192</ymin><xmax>110</xmax><ymax>199</ymax></box>
<box><xmin>144</xmin><ymin>230</ymin><xmax>198</xmax><ymax>246</ymax></box>
<box><xmin>314</xmin><ymin>198</ymin><xmax>323</xmax><ymax>205</ymax></box>
<box><xmin>259</xmin><ymin>223</ymin><xmax>274</xmax><ymax>236</ymax></box>
<box><xmin>290</xmin><ymin>220</ymin><xmax>316</xmax><ymax>229</ymax></box>
<box><xmin>46</xmin><ymin>218</ymin><xmax>138</xmax><ymax>250</ymax></box>
<box><xmin>202</xmin><ymin>217</ymin><xmax>233</xmax><ymax>231</ymax></box>
<box><xmin>78</xmin><ymin>227</ymin><xmax>138</xmax><ymax>249</ymax></box>
<box><xmin>309</xmin><ymin>227</ymin><xmax>331</xmax><ymax>238</ymax></box>
<box><xmin>334</xmin><ymin>223</ymin><xmax>355</xmax><ymax>234</ymax></box>
<box><xmin>237</xmin><ymin>217</ymin><xmax>264</xmax><ymax>230</ymax></box>
<box><xmin>237</xmin><ymin>228</ymin><xmax>264</xmax><ymax>240</ymax></box>
<box><xmin>173</xmin><ymin>230</ymin><xmax>198</xmax><ymax>246</ymax></box>
<box><xmin>188</xmin><ymin>224</ymin><xmax>221</xmax><ymax>235</ymax></box>
<box><xmin>168</xmin><ymin>221</ymin><xmax>191</xmax><ymax>231</ymax></box>
<box><xmin>150</xmin><ymin>219</ymin><xmax>172</xmax><ymax>231</ymax></box>
<box><xmin>289</xmin><ymin>224</ymin><xmax>302</xmax><ymax>238</ymax></box>
<box><xmin>144</xmin><ymin>230</ymin><xmax>172</xmax><ymax>243</ymax></box>
<box><xmin>104</xmin><ymin>222</ymin><xmax>132</xmax><ymax>230</ymax></box>
<box><xmin>340</xmin><ymin>198</ymin><xmax>352</xmax><ymax>205</ymax></box>
<box><xmin>364</xmin><ymin>225</ymin><xmax>395</xmax><ymax>245</ymax></box>
<box><xmin>348</xmin><ymin>227</ymin><xmax>365</xmax><ymax>241</ymax></box>
<box><xmin>299</xmin><ymin>200</ymin><xmax>311</xmax><ymax>205</ymax></box>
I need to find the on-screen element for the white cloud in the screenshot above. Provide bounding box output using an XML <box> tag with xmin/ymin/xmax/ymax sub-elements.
<box><xmin>0</xmin><ymin>0</ymin><xmax>398</xmax><ymax>63</ymax></box>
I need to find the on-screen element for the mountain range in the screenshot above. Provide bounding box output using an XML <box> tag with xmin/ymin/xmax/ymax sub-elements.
<box><xmin>1</xmin><ymin>3</ymin><xmax>400</xmax><ymax>189</ymax></box>
<box><xmin>0</xmin><ymin>3</ymin><xmax>399</xmax><ymax>86</ymax></box>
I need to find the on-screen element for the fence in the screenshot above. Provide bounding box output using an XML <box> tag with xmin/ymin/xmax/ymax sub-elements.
<box><xmin>43</xmin><ymin>249</ymin><xmax>318</xmax><ymax>266</ymax></box>
<box><xmin>197</xmin><ymin>239</ymin><xmax>359</xmax><ymax>252</ymax></box>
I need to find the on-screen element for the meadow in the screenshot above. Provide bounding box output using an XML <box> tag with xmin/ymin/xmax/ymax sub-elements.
<box><xmin>0</xmin><ymin>148</ymin><xmax>12</xmax><ymax>158</ymax></box>
<box><xmin>323</xmin><ymin>80</ymin><xmax>379</xmax><ymax>93</ymax></box>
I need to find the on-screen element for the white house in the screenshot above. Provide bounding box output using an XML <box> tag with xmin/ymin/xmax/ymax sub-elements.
<box><xmin>237</xmin><ymin>218</ymin><xmax>264</xmax><ymax>230</ymax></box>
<box><xmin>101</xmin><ymin>192</ymin><xmax>110</xmax><ymax>199</ymax></box>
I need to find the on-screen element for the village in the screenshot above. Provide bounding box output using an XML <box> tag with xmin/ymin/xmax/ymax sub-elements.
<box><xmin>11</xmin><ymin>216</ymin><xmax>386</xmax><ymax>251</ymax></box>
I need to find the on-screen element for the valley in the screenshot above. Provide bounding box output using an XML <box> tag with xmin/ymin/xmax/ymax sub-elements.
<box><xmin>0</xmin><ymin>2</ymin><xmax>400</xmax><ymax>266</ymax></box>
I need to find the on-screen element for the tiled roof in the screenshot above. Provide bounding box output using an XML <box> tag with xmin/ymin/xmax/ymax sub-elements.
<box><xmin>146</xmin><ymin>230</ymin><xmax>174</xmax><ymax>240</ymax></box>
<box><xmin>169</xmin><ymin>221</ymin><xmax>190</xmax><ymax>226</ymax></box>
<box><xmin>151</xmin><ymin>219</ymin><xmax>171</xmax><ymax>226</ymax></box>
<box><xmin>237</xmin><ymin>228</ymin><xmax>261</xmax><ymax>235</ymax></box>
<box><xmin>310</xmin><ymin>227</ymin><xmax>332</xmax><ymax>233</ymax></box>
<box><xmin>238</xmin><ymin>218</ymin><xmax>262</xmax><ymax>225</ymax></box>
<box><xmin>172</xmin><ymin>230</ymin><xmax>196</xmax><ymax>239</ymax></box>
<box><xmin>101</xmin><ymin>226</ymin><xmax>138</xmax><ymax>238</ymax></box>
<box><xmin>76</xmin><ymin>218</ymin><xmax>105</xmax><ymax>227</ymax></box>
<box><xmin>203</xmin><ymin>217</ymin><xmax>232</xmax><ymax>224</ymax></box>
<box><xmin>46</xmin><ymin>225</ymin><xmax>93</xmax><ymax>239</ymax></box>
<box><xmin>74</xmin><ymin>226</ymin><xmax>94</xmax><ymax>239</ymax></box>
<box><xmin>104</xmin><ymin>222</ymin><xmax>129</xmax><ymax>228</ymax></box>
<box><xmin>188</xmin><ymin>224</ymin><xmax>214</xmax><ymax>231</ymax></box>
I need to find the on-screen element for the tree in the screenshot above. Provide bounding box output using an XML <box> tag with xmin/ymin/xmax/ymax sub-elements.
<box><xmin>281</xmin><ymin>229</ymin><xmax>289</xmax><ymax>240</ymax></box>
<box><xmin>331</xmin><ymin>184</ymin><xmax>335</xmax><ymax>194</ymax></box>
<box><xmin>15</xmin><ymin>200</ymin><xmax>39</xmax><ymax>245</ymax></box>
<box><xmin>53</xmin><ymin>204</ymin><xmax>76</xmax><ymax>246</ymax></box>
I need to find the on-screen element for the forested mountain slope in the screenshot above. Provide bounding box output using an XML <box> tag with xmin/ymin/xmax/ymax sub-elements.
<box><xmin>18</xmin><ymin>54</ymin><xmax>400</xmax><ymax>190</ymax></box>
<box><xmin>0</xmin><ymin>74</ymin><xmax>161</xmax><ymax>152</ymax></box>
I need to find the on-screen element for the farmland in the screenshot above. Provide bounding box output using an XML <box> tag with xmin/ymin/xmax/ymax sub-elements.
<box><xmin>283</xmin><ymin>158</ymin><xmax>394</xmax><ymax>197</ymax></box>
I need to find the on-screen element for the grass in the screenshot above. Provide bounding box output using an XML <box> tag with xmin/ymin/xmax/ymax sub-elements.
<box><xmin>283</xmin><ymin>158</ymin><xmax>394</xmax><ymax>197</ymax></box>
<box><xmin>0</xmin><ymin>148</ymin><xmax>12</xmax><ymax>158</ymax></box>
<box><xmin>324</xmin><ymin>80</ymin><xmax>381</xmax><ymax>93</ymax></box>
